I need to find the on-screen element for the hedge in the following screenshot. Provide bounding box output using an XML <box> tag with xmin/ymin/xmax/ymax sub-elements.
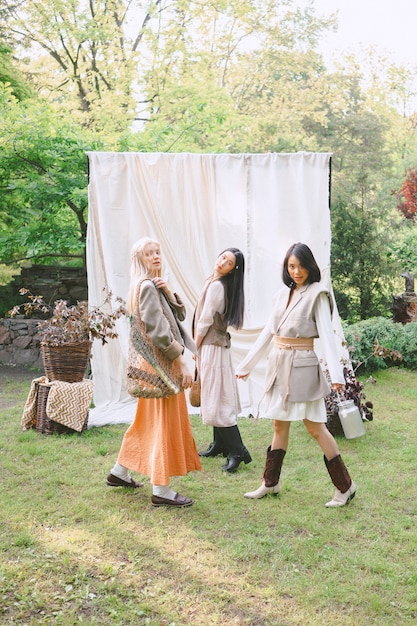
<box><xmin>343</xmin><ymin>317</ymin><xmax>417</xmax><ymax>372</ymax></box>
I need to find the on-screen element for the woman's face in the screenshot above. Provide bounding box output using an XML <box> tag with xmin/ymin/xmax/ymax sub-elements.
<box><xmin>142</xmin><ymin>243</ymin><xmax>161</xmax><ymax>277</ymax></box>
<box><xmin>214</xmin><ymin>251</ymin><xmax>236</xmax><ymax>277</ymax></box>
<box><xmin>287</xmin><ymin>254</ymin><xmax>309</xmax><ymax>287</ymax></box>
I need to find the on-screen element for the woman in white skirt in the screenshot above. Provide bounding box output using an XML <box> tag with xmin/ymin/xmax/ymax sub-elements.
<box><xmin>194</xmin><ymin>248</ymin><xmax>252</xmax><ymax>473</ymax></box>
<box><xmin>236</xmin><ymin>243</ymin><xmax>356</xmax><ymax>507</ymax></box>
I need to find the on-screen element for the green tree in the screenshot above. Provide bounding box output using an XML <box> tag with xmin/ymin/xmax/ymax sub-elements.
<box><xmin>0</xmin><ymin>91</ymin><xmax>104</xmax><ymax>268</ymax></box>
<box><xmin>1</xmin><ymin>0</ymin><xmax>417</xmax><ymax>325</ymax></box>
<box><xmin>303</xmin><ymin>58</ymin><xmax>404</xmax><ymax>321</ymax></box>
<box><xmin>138</xmin><ymin>0</ymin><xmax>336</xmax><ymax>152</ymax></box>
<box><xmin>0</xmin><ymin>43</ymin><xmax>33</xmax><ymax>100</ymax></box>
<box><xmin>0</xmin><ymin>0</ymin><xmax>142</xmax><ymax>132</ymax></box>
<box><xmin>0</xmin><ymin>0</ymin><xmax>335</xmax><ymax>141</ymax></box>
<box><xmin>390</xmin><ymin>168</ymin><xmax>417</xmax><ymax>279</ymax></box>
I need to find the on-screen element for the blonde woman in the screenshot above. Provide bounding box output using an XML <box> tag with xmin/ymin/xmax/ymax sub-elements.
<box><xmin>107</xmin><ymin>237</ymin><xmax>201</xmax><ymax>507</ymax></box>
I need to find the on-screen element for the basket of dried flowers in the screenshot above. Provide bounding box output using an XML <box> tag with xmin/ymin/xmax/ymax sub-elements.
<box><xmin>40</xmin><ymin>341</ymin><xmax>92</xmax><ymax>383</ymax></box>
<box><xmin>10</xmin><ymin>288</ymin><xmax>127</xmax><ymax>383</ymax></box>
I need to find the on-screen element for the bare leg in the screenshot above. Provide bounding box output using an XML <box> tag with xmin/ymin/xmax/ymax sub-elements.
<box><xmin>271</xmin><ymin>419</ymin><xmax>291</xmax><ymax>451</ymax></box>
<box><xmin>303</xmin><ymin>419</ymin><xmax>339</xmax><ymax>459</ymax></box>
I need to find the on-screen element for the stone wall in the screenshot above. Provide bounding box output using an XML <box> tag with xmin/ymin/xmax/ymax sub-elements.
<box><xmin>0</xmin><ymin>264</ymin><xmax>87</xmax><ymax>317</ymax></box>
<box><xmin>0</xmin><ymin>317</ymin><xmax>43</xmax><ymax>369</ymax></box>
<box><xmin>0</xmin><ymin>264</ymin><xmax>87</xmax><ymax>369</ymax></box>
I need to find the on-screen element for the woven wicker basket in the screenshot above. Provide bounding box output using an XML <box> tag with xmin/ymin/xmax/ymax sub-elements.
<box><xmin>41</xmin><ymin>341</ymin><xmax>92</xmax><ymax>383</ymax></box>
<box><xmin>35</xmin><ymin>384</ymin><xmax>88</xmax><ymax>435</ymax></box>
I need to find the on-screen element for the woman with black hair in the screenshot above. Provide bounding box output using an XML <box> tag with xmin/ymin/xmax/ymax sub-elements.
<box><xmin>194</xmin><ymin>248</ymin><xmax>252</xmax><ymax>473</ymax></box>
<box><xmin>236</xmin><ymin>243</ymin><xmax>356</xmax><ymax>507</ymax></box>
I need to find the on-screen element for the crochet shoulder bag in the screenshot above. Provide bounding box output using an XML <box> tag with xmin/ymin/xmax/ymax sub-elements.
<box><xmin>126</xmin><ymin>284</ymin><xmax>183</xmax><ymax>399</ymax></box>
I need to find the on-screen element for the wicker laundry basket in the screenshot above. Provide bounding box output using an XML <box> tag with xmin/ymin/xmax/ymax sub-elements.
<box><xmin>35</xmin><ymin>383</ymin><xmax>88</xmax><ymax>435</ymax></box>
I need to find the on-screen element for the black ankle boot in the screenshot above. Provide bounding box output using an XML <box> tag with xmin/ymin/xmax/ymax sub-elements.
<box><xmin>199</xmin><ymin>440</ymin><xmax>226</xmax><ymax>457</ymax></box>
<box><xmin>199</xmin><ymin>428</ymin><xmax>227</xmax><ymax>457</ymax></box>
<box><xmin>222</xmin><ymin>446</ymin><xmax>252</xmax><ymax>473</ymax></box>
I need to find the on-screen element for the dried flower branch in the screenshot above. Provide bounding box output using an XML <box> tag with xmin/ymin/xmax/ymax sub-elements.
<box><xmin>324</xmin><ymin>366</ymin><xmax>374</xmax><ymax>426</ymax></box>
<box><xmin>344</xmin><ymin>337</ymin><xmax>403</xmax><ymax>373</ymax></box>
<box><xmin>9</xmin><ymin>288</ymin><xmax>128</xmax><ymax>347</ymax></box>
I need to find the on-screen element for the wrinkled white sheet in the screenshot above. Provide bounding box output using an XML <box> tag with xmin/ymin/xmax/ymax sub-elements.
<box><xmin>86</xmin><ymin>152</ymin><xmax>347</xmax><ymax>426</ymax></box>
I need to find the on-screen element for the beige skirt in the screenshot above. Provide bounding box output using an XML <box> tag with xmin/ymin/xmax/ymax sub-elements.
<box><xmin>198</xmin><ymin>344</ymin><xmax>241</xmax><ymax>427</ymax></box>
<box><xmin>262</xmin><ymin>382</ymin><xmax>327</xmax><ymax>422</ymax></box>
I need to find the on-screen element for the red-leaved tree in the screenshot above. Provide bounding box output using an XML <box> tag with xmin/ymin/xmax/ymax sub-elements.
<box><xmin>394</xmin><ymin>168</ymin><xmax>417</xmax><ymax>220</ymax></box>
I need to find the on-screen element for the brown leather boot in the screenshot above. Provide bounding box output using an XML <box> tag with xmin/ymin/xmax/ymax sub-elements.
<box><xmin>244</xmin><ymin>447</ymin><xmax>286</xmax><ymax>499</ymax></box>
<box><xmin>324</xmin><ymin>454</ymin><xmax>356</xmax><ymax>507</ymax></box>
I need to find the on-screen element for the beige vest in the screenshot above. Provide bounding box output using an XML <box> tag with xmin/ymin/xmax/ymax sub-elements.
<box><xmin>193</xmin><ymin>279</ymin><xmax>231</xmax><ymax>348</ymax></box>
<box><xmin>265</xmin><ymin>282</ymin><xmax>332</xmax><ymax>404</ymax></box>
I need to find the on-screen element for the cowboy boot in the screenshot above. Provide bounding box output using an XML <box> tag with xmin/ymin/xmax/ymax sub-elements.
<box><xmin>244</xmin><ymin>447</ymin><xmax>286</xmax><ymax>499</ymax></box>
<box><xmin>221</xmin><ymin>425</ymin><xmax>252</xmax><ymax>472</ymax></box>
<box><xmin>199</xmin><ymin>427</ymin><xmax>227</xmax><ymax>457</ymax></box>
<box><xmin>324</xmin><ymin>454</ymin><xmax>357</xmax><ymax>507</ymax></box>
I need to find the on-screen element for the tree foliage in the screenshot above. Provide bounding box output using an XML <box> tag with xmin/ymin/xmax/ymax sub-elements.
<box><xmin>0</xmin><ymin>0</ymin><xmax>417</xmax><ymax>321</ymax></box>
<box><xmin>0</xmin><ymin>43</ymin><xmax>33</xmax><ymax>100</ymax></box>
<box><xmin>394</xmin><ymin>168</ymin><xmax>417</xmax><ymax>221</ymax></box>
<box><xmin>0</xmin><ymin>89</ymin><xmax>104</xmax><ymax>267</ymax></box>
<box><xmin>0</xmin><ymin>0</ymin><xmax>336</xmax><ymax>139</ymax></box>
<box><xmin>302</xmin><ymin>57</ymin><xmax>405</xmax><ymax>321</ymax></box>
<box><xmin>0</xmin><ymin>0</ymin><xmax>142</xmax><ymax>132</ymax></box>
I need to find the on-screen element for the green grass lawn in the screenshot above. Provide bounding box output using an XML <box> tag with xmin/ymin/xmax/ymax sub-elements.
<box><xmin>0</xmin><ymin>367</ymin><xmax>416</xmax><ymax>625</ymax></box>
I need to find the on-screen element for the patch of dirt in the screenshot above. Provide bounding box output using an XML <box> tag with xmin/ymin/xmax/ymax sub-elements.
<box><xmin>0</xmin><ymin>364</ymin><xmax>42</xmax><ymax>409</ymax></box>
<box><xmin>0</xmin><ymin>363</ymin><xmax>40</xmax><ymax>383</ymax></box>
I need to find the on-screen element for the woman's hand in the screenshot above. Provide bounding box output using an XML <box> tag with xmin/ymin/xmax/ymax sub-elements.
<box><xmin>176</xmin><ymin>355</ymin><xmax>193</xmax><ymax>389</ymax></box>
<box><xmin>152</xmin><ymin>277</ymin><xmax>174</xmax><ymax>301</ymax></box>
<box><xmin>332</xmin><ymin>383</ymin><xmax>345</xmax><ymax>393</ymax></box>
<box><xmin>194</xmin><ymin>335</ymin><xmax>203</xmax><ymax>351</ymax></box>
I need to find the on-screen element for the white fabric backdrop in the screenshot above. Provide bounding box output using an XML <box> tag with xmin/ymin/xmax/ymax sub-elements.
<box><xmin>86</xmin><ymin>152</ymin><xmax>348</xmax><ymax>427</ymax></box>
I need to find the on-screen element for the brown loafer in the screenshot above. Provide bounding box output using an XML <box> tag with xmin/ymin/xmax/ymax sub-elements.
<box><xmin>151</xmin><ymin>493</ymin><xmax>193</xmax><ymax>507</ymax></box>
<box><xmin>106</xmin><ymin>473</ymin><xmax>143</xmax><ymax>488</ymax></box>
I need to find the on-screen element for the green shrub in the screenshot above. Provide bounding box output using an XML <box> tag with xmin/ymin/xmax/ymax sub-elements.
<box><xmin>343</xmin><ymin>317</ymin><xmax>417</xmax><ymax>372</ymax></box>
<box><xmin>0</xmin><ymin>265</ymin><xmax>21</xmax><ymax>317</ymax></box>
<box><xmin>0</xmin><ymin>284</ymin><xmax>20</xmax><ymax>318</ymax></box>
<box><xmin>394</xmin><ymin>322</ymin><xmax>417</xmax><ymax>370</ymax></box>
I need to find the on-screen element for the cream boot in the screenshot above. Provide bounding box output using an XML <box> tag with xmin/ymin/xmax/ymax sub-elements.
<box><xmin>325</xmin><ymin>482</ymin><xmax>357</xmax><ymax>507</ymax></box>
<box><xmin>324</xmin><ymin>454</ymin><xmax>356</xmax><ymax>508</ymax></box>
<box><xmin>244</xmin><ymin>447</ymin><xmax>286</xmax><ymax>499</ymax></box>
<box><xmin>244</xmin><ymin>481</ymin><xmax>280</xmax><ymax>499</ymax></box>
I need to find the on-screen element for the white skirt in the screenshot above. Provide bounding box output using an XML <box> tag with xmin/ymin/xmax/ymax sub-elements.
<box><xmin>262</xmin><ymin>381</ymin><xmax>327</xmax><ymax>422</ymax></box>
<box><xmin>198</xmin><ymin>344</ymin><xmax>241</xmax><ymax>427</ymax></box>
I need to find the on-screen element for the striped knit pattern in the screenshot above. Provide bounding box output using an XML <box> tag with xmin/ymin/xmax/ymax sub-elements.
<box><xmin>22</xmin><ymin>377</ymin><xmax>93</xmax><ymax>432</ymax></box>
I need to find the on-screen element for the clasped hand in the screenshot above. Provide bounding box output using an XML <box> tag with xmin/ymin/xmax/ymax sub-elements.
<box><xmin>176</xmin><ymin>356</ymin><xmax>193</xmax><ymax>389</ymax></box>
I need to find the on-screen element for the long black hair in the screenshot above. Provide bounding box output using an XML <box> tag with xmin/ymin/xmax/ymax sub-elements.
<box><xmin>218</xmin><ymin>247</ymin><xmax>245</xmax><ymax>329</ymax></box>
<box><xmin>282</xmin><ymin>242</ymin><xmax>321</xmax><ymax>289</ymax></box>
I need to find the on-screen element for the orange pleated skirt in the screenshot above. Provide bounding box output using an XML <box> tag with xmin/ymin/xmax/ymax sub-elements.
<box><xmin>117</xmin><ymin>391</ymin><xmax>202</xmax><ymax>486</ymax></box>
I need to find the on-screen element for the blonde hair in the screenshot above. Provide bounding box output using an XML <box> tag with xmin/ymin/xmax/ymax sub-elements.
<box><xmin>127</xmin><ymin>237</ymin><xmax>162</xmax><ymax>314</ymax></box>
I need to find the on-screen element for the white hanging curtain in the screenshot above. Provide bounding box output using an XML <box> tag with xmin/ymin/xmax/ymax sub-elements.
<box><xmin>86</xmin><ymin>152</ymin><xmax>347</xmax><ymax>427</ymax></box>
